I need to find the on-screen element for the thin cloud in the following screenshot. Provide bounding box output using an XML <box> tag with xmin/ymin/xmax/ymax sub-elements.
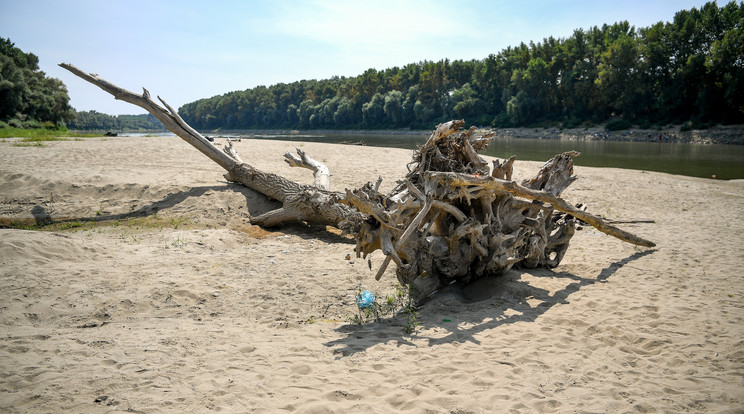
<box><xmin>260</xmin><ymin>1</ymin><xmax>478</xmax><ymax>66</ymax></box>
<box><xmin>1</xmin><ymin>0</ymin><xmax>712</xmax><ymax>114</ymax></box>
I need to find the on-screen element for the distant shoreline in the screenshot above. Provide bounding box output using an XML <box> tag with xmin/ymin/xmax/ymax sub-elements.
<box><xmin>199</xmin><ymin>124</ymin><xmax>744</xmax><ymax>145</ymax></box>
<box><xmin>72</xmin><ymin>123</ymin><xmax>744</xmax><ymax>145</ymax></box>
<box><xmin>484</xmin><ymin>124</ymin><xmax>744</xmax><ymax>145</ymax></box>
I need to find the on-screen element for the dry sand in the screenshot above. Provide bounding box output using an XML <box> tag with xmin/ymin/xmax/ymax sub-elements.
<box><xmin>0</xmin><ymin>136</ymin><xmax>742</xmax><ymax>413</ymax></box>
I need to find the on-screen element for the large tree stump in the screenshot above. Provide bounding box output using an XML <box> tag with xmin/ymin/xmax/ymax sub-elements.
<box><xmin>60</xmin><ymin>63</ymin><xmax>655</xmax><ymax>298</ymax></box>
<box><xmin>344</xmin><ymin>120</ymin><xmax>653</xmax><ymax>294</ymax></box>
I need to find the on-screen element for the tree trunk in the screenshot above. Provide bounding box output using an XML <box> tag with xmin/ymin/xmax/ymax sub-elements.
<box><xmin>60</xmin><ymin>63</ymin><xmax>655</xmax><ymax>297</ymax></box>
<box><xmin>59</xmin><ymin>63</ymin><xmax>364</xmax><ymax>231</ymax></box>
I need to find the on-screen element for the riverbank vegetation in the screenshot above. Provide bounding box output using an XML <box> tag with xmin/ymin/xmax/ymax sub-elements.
<box><xmin>0</xmin><ymin>38</ymin><xmax>74</xmax><ymax>128</ymax></box>
<box><xmin>66</xmin><ymin>111</ymin><xmax>164</xmax><ymax>131</ymax></box>
<box><xmin>2</xmin><ymin>2</ymin><xmax>742</xmax><ymax>134</ymax></box>
<box><xmin>0</xmin><ymin>39</ymin><xmax>164</xmax><ymax>133</ymax></box>
<box><xmin>0</xmin><ymin>127</ymin><xmax>100</xmax><ymax>140</ymax></box>
<box><xmin>178</xmin><ymin>1</ymin><xmax>743</xmax><ymax>131</ymax></box>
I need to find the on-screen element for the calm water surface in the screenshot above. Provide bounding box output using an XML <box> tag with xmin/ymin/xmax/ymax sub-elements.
<box><xmin>126</xmin><ymin>131</ymin><xmax>744</xmax><ymax>180</ymax></box>
<box><xmin>246</xmin><ymin>132</ymin><xmax>744</xmax><ymax>180</ymax></box>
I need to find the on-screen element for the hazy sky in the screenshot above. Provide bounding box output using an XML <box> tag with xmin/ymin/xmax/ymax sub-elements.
<box><xmin>2</xmin><ymin>0</ymin><xmax>713</xmax><ymax>115</ymax></box>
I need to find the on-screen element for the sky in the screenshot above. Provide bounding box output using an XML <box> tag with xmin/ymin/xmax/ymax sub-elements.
<box><xmin>1</xmin><ymin>0</ymin><xmax>715</xmax><ymax>115</ymax></box>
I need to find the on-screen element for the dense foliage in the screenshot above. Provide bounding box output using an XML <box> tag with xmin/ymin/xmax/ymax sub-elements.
<box><xmin>67</xmin><ymin>110</ymin><xmax>164</xmax><ymax>131</ymax></box>
<box><xmin>179</xmin><ymin>2</ymin><xmax>744</xmax><ymax>130</ymax></box>
<box><xmin>0</xmin><ymin>38</ymin><xmax>75</xmax><ymax>127</ymax></box>
<box><xmin>0</xmin><ymin>39</ymin><xmax>164</xmax><ymax>132</ymax></box>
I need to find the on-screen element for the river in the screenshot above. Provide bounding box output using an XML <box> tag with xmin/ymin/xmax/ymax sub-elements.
<box><xmin>124</xmin><ymin>131</ymin><xmax>744</xmax><ymax>180</ymax></box>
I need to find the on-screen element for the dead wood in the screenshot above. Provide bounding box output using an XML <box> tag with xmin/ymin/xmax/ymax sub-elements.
<box><xmin>284</xmin><ymin>148</ymin><xmax>331</xmax><ymax>191</ymax></box>
<box><xmin>59</xmin><ymin>63</ymin><xmax>363</xmax><ymax>232</ymax></box>
<box><xmin>60</xmin><ymin>63</ymin><xmax>655</xmax><ymax>298</ymax></box>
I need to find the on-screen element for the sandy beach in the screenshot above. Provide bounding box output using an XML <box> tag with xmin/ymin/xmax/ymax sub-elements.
<box><xmin>1</xmin><ymin>135</ymin><xmax>742</xmax><ymax>413</ymax></box>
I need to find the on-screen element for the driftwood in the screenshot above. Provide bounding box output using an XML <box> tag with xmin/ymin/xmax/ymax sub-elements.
<box><xmin>60</xmin><ymin>63</ymin><xmax>655</xmax><ymax>297</ymax></box>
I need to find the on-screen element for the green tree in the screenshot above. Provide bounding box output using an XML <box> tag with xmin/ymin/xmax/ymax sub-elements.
<box><xmin>333</xmin><ymin>97</ymin><xmax>355</xmax><ymax>127</ymax></box>
<box><xmin>596</xmin><ymin>29</ymin><xmax>642</xmax><ymax>119</ymax></box>
<box><xmin>175</xmin><ymin>1</ymin><xmax>744</xmax><ymax>130</ymax></box>
<box><xmin>383</xmin><ymin>90</ymin><xmax>403</xmax><ymax>126</ymax></box>
<box><xmin>298</xmin><ymin>99</ymin><xmax>315</xmax><ymax>128</ymax></box>
<box><xmin>286</xmin><ymin>103</ymin><xmax>299</xmax><ymax>125</ymax></box>
<box><xmin>362</xmin><ymin>93</ymin><xmax>385</xmax><ymax>127</ymax></box>
<box><xmin>413</xmin><ymin>100</ymin><xmax>435</xmax><ymax>126</ymax></box>
<box><xmin>0</xmin><ymin>38</ymin><xmax>74</xmax><ymax>126</ymax></box>
<box><xmin>706</xmin><ymin>5</ymin><xmax>744</xmax><ymax>122</ymax></box>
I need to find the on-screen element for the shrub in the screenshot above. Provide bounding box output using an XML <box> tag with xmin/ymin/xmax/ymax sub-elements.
<box><xmin>23</xmin><ymin>119</ymin><xmax>42</xmax><ymax>129</ymax></box>
<box><xmin>470</xmin><ymin>113</ymin><xmax>493</xmax><ymax>127</ymax></box>
<box><xmin>637</xmin><ymin>119</ymin><xmax>651</xmax><ymax>130</ymax></box>
<box><xmin>562</xmin><ymin>116</ymin><xmax>581</xmax><ymax>129</ymax></box>
<box><xmin>605</xmin><ymin>119</ymin><xmax>632</xmax><ymax>131</ymax></box>
<box><xmin>490</xmin><ymin>113</ymin><xmax>512</xmax><ymax>128</ymax></box>
<box><xmin>680</xmin><ymin>119</ymin><xmax>710</xmax><ymax>131</ymax></box>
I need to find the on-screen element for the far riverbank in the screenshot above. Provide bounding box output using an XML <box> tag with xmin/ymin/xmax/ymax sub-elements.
<box><xmin>486</xmin><ymin>124</ymin><xmax>744</xmax><ymax>145</ymax></box>
<box><xmin>188</xmin><ymin>127</ymin><xmax>744</xmax><ymax>180</ymax></box>
<box><xmin>202</xmin><ymin>124</ymin><xmax>744</xmax><ymax>145</ymax></box>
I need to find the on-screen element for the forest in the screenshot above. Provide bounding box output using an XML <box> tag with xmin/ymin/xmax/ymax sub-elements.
<box><xmin>178</xmin><ymin>1</ymin><xmax>744</xmax><ymax>131</ymax></box>
<box><xmin>0</xmin><ymin>39</ymin><xmax>164</xmax><ymax>131</ymax></box>
<box><xmin>0</xmin><ymin>38</ymin><xmax>75</xmax><ymax>128</ymax></box>
<box><xmin>66</xmin><ymin>111</ymin><xmax>164</xmax><ymax>131</ymax></box>
<box><xmin>2</xmin><ymin>2</ymin><xmax>742</xmax><ymax>132</ymax></box>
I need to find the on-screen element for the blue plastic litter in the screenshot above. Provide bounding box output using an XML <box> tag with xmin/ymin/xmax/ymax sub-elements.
<box><xmin>356</xmin><ymin>290</ymin><xmax>375</xmax><ymax>309</ymax></box>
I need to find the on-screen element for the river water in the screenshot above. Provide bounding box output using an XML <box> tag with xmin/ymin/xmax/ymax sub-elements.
<box><xmin>245</xmin><ymin>132</ymin><xmax>744</xmax><ymax>180</ymax></box>
<box><xmin>124</xmin><ymin>131</ymin><xmax>744</xmax><ymax>180</ymax></box>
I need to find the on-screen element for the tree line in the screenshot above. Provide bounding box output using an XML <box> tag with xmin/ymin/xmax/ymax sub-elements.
<box><xmin>0</xmin><ymin>38</ymin><xmax>75</xmax><ymax>128</ymax></box>
<box><xmin>0</xmin><ymin>38</ymin><xmax>164</xmax><ymax>131</ymax></box>
<box><xmin>66</xmin><ymin>111</ymin><xmax>164</xmax><ymax>131</ymax></box>
<box><xmin>179</xmin><ymin>1</ymin><xmax>744</xmax><ymax>131</ymax></box>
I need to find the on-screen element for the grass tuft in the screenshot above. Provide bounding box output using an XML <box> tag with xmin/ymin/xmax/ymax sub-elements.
<box><xmin>0</xmin><ymin>214</ymin><xmax>193</xmax><ymax>232</ymax></box>
<box><xmin>351</xmin><ymin>284</ymin><xmax>420</xmax><ymax>335</ymax></box>
<box><xmin>1</xmin><ymin>127</ymin><xmax>102</xmax><ymax>140</ymax></box>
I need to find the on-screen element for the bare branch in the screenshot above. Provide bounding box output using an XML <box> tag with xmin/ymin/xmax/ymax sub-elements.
<box><xmin>426</xmin><ymin>172</ymin><xmax>656</xmax><ymax>248</ymax></box>
<box><xmin>284</xmin><ymin>148</ymin><xmax>331</xmax><ymax>190</ymax></box>
<box><xmin>60</xmin><ymin>62</ymin><xmax>655</xmax><ymax>300</ymax></box>
<box><xmin>59</xmin><ymin>63</ymin><xmax>238</xmax><ymax>172</ymax></box>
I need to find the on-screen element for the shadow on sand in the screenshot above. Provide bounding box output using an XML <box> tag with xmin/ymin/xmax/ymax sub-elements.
<box><xmin>324</xmin><ymin>249</ymin><xmax>656</xmax><ymax>357</ymax></box>
<box><xmin>21</xmin><ymin>182</ymin><xmax>355</xmax><ymax>244</ymax></box>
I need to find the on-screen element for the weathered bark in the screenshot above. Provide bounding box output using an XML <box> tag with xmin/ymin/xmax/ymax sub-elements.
<box><xmin>60</xmin><ymin>63</ymin><xmax>655</xmax><ymax>298</ymax></box>
<box><xmin>59</xmin><ymin>63</ymin><xmax>363</xmax><ymax>231</ymax></box>
<box><xmin>284</xmin><ymin>148</ymin><xmax>331</xmax><ymax>191</ymax></box>
<box><xmin>339</xmin><ymin>120</ymin><xmax>655</xmax><ymax>295</ymax></box>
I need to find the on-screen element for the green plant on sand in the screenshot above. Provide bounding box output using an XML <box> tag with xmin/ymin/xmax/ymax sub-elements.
<box><xmin>352</xmin><ymin>284</ymin><xmax>421</xmax><ymax>335</ymax></box>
